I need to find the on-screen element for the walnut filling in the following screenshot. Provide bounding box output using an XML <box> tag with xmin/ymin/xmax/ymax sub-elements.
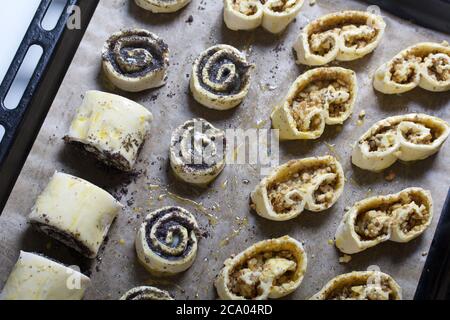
<box><xmin>233</xmin><ymin>0</ymin><xmax>299</xmax><ymax>15</ymax></box>
<box><xmin>424</xmin><ymin>54</ymin><xmax>450</xmax><ymax>82</ymax></box>
<box><xmin>366</xmin><ymin>127</ymin><xmax>397</xmax><ymax>152</ymax></box>
<box><xmin>355</xmin><ymin>210</ymin><xmax>390</xmax><ymax>240</ymax></box>
<box><xmin>229</xmin><ymin>250</ymin><xmax>297</xmax><ymax>299</ymax></box>
<box><xmin>390</xmin><ymin>55</ymin><xmax>421</xmax><ymax>84</ymax></box>
<box><xmin>394</xmin><ymin>193</ymin><xmax>430</xmax><ymax>234</ymax></box>
<box><xmin>266</xmin><ymin>0</ymin><xmax>298</xmax><ymax>12</ymax></box>
<box><xmin>327</xmin><ymin>279</ymin><xmax>394</xmax><ymax>300</ymax></box>
<box><xmin>233</xmin><ymin>0</ymin><xmax>258</xmax><ymax>15</ymax></box>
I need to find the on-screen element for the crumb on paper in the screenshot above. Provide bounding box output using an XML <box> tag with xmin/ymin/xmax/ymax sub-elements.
<box><xmin>344</xmin><ymin>206</ymin><xmax>351</xmax><ymax>211</ymax></box>
<box><xmin>385</xmin><ymin>170</ymin><xmax>396</xmax><ymax>182</ymax></box>
<box><xmin>421</xmin><ymin>251</ymin><xmax>428</xmax><ymax>257</ymax></box>
<box><xmin>327</xmin><ymin>239</ymin><xmax>334</xmax><ymax>246</ymax></box>
<box><xmin>309</xmin><ymin>0</ymin><xmax>316</xmax><ymax>6</ymax></box>
<box><xmin>358</xmin><ymin>110</ymin><xmax>366</xmax><ymax>118</ymax></box>
<box><xmin>339</xmin><ymin>254</ymin><xmax>352</xmax><ymax>263</ymax></box>
<box><xmin>356</xmin><ymin>119</ymin><xmax>363</xmax><ymax>126</ymax></box>
<box><xmin>119</xmin><ymin>239</ymin><xmax>126</xmax><ymax>245</ymax></box>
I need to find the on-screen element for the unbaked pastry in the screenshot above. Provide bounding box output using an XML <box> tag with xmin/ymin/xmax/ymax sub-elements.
<box><xmin>293</xmin><ymin>10</ymin><xmax>385</xmax><ymax>66</ymax></box>
<box><xmin>102</xmin><ymin>29</ymin><xmax>169</xmax><ymax>92</ymax></box>
<box><xmin>215</xmin><ymin>236</ymin><xmax>307</xmax><ymax>300</ymax></box>
<box><xmin>310</xmin><ymin>271</ymin><xmax>402</xmax><ymax>300</ymax></box>
<box><xmin>352</xmin><ymin>113</ymin><xmax>449</xmax><ymax>172</ymax></box>
<box><xmin>335</xmin><ymin>188</ymin><xmax>433</xmax><ymax>254</ymax></box>
<box><xmin>223</xmin><ymin>0</ymin><xmax>305</xmax><ymax>34</ymax></box>
<box><xmin>135</xmin><ymin>0</ymin><xmax>191</xmax><ymax>13</ymax></box>
<box><xmin>120</xmin><ymin>286</ymin><xmax>173</xmax><ymax>300</ymax></box>
<box><xmin>251</xmin><ymin>156</ymin><xmax>344</xmax><ymax>221</ymax></box>
<box><xmin>373</xmin><ymin>41</ymin><xmax>450</xmax><ymax>94</ymax></box>
<box><xmin>190</xmin><ymin>44</ymin><xmax>254</xmax><ymax>110</ymax></box>
<box><xmin>271</xmin><ymin>67</ymin><xmax>357</xmax><ymax>140</ymax></box>
<box><xmin>136</xmin><ymin>206</ymin><xmax>200</xmax><ymax>275</ymax></box>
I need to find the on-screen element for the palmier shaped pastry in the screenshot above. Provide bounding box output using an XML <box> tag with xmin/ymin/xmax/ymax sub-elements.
<box><xmin>293</xmin><ymin>10</ymin><xmax>386</xmax><ymax>66</ymax></box>
<box><xmin>190</xmin><ymin>44</ymin><xmax>255</xmax><ymax>110</ymax></box>
<box><xmin>352</xmin><ymin>114</ymin><xmax>449</xmax><ymax>172</ymax></box>
<box><xmin>135</xmin><ymin>0</ymin><xmax>191</xmax><ymax>13</ymax></box>
<box><xmin>251</xmin><ymin>156</ymin><xmax>344</xmax><ymax>221</ymax></box>
<box><xmin>136</xmin><ymin>206</ymin><xmax>201</xmax><ymax>275</ymax></box>
<box><xmin>374</xmin><ymin>42</ymin><xmax>450</xmax><ymax>94</ymax></box>
<box><xmin>120</xmin><ymin>286</ymin><xmax>173</xmax><ymax>300</ymax></box>
<box><xmin>310</xmin><ymin>271</ymin><xmax>402</xmax><ymax>300</ymax></box>
<box><xmin>170</xmin><ymin>118</ymin><xmax>226</xmax><ymax>185</ymax></box>
<box><xmin>271</xmin><ymin>67</ymin><xmax>357</xmax><ymax>140</ymax></box>
<box><xmin>102</xmin><ymin>29</ymin><xmax>169</xmax><ymax>92</ymax></box>
<box><xmin>223</xmin><ymin>0</ymin><xmax>305</xmax><ymax>34</ymax></box>
<box><xmin>215</xmin><ymin>236</ymin><xmax>307</xmax><ymax>300</ymax></box>
<box><xmin>335</xmin><ymin>188</ymin><xmax>433</xmax><ymax>254</ymax></box>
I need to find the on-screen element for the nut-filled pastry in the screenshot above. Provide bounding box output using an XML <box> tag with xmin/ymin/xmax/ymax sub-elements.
<box><xmin>352</xmin><ymin>114</ymin><xmax>449</xmax><ymax>172</ymax></box>
<box><xmin>215</xmin><ymin>236</ymin><xmax>307</xmax><ymax>300</ymax></box>
<box><xmin>102</xmin><ymin>29</ymin><xmax>169</xmax><ymax>92</ymax></box>
<box><xmin>311</xmin><ymin>271</ymin><xmax>402</xmax><ymax>300</ymax></box>
<box><xmin>223</xmin><ymin>0</ymin><xmax>305</xmax><ymax>34</ymax></box>
<box><xmin>135</xmin><ymin>0</ymin><xmax>191</xmax><ymax>13</ymax></box>
<box><xmin>120</xmin><ymin>286</ymin><xmax>173</xmax><ymax>300</ymax></box>
<box><xmin>190</xmin><ymin>44</ymin><xmax>254</xmax><ymax>110</ymax></box>
<box><xmin>136</xmin><ymin>206</ymin><xmax>201</xmax><ymax>275</ymax></box>
<box><xmin>29</xmin><ymin>172</ymin><xmax>123</xmax><ymax>258</ymax></box>
<box><xmin>293</xmin><ymin>10</ymin><xmax>385</xmax><ymax>66</ymax></box>
<box><xmin>0</xmin><ymin>251</ymin><xmax>91</xmax><ymax>300</ymax></box>
<box><xmin>335</xmin><ymin>188</ymin><xmax>433</xmax><ymax>254</ymax></box>
<box><xmin>251</xmin><ymin>156</ymin><xmax>344</xmax><ymax>221</ymax></box>
<box><xmin>374</xmin><ymin>41</ymin><xmax>450</xmax><ymax>94</ymax></box>
<box><xmin>65</xmin><ymin>90</ymin><xmax>153</xmax><ymax>172</ymax></box>
<box><xmin>271</xmin><ymin>67</ymin><xmax>357</xmax><ymax>140</ymax></box>
<box><xmin>170</xmin><ymin>118</ymin><xmax>226</xmax><ymax>185</ymax></box>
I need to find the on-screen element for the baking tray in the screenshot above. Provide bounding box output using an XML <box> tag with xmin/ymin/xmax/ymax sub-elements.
<box><xmin>0</xmin><ymin>0</ymin><xmax>449</xmax><ymax>300</ymax></box>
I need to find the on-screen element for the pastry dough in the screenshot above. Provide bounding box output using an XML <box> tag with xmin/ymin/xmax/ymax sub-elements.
<box><xmin>135</xmin><ymin>0</ymin><xmax>191</xmax><ymax>13</ymax></box>
<box><xmin>0</xmin><ymin>251</ymin><xmax>91</xmax><ymax>300</ymax></box>
<box><xmin>352</xmin><ymin>113</ymin><xmax>449</xmax><ymax>172</ymax></box>
<box><xmin>373</xmin><ymin>41</ymin><xmax>450</xmax><ymax>94</ymax></box>
<box><xmin>223</xmin><ymin>0</ymin><xmax>305</xmax><ymax>34</ymax></box>
<box><xmin>29</xmin><ymin>172</ymin><xmax>123</xmax><ymax>258</ymax></box>
<box><xmin>190</xmin><ymin>44</ymin><xmax>254</xmax><ymax>110</ymax></box>
<box><xmin>293</xmin><ymin>10</ymin><xmax>386</xmax><ymax>66</ymax></box>
<box><xmin>120</xmin><ymin>286</ymin><xmax>173</xmax><ymax>300</ymax></box>
<box><xmin>136</xmin><ymin>206</ymin><xmax>200</xmax><ymax>275</ymax></box>
<box><xmin>102</xmin><ymin>29</ymin><xmax>169</xmax><ymax>92</ymax></box>
<box><xmin>65</xmin><ymin>90</ymin><xmax>153</xmax><ymax>172</ymax></box>
<box><xmin>271</xmin><ymin>67</ymin><xmax>357</xmax><ymax>140</ymax></box>
<box><xmin>335</xmin><ymin>188</ymin><xmax>433</xmax><ymax>254</ymax></box>
<box><xmin>215</xmin><ymin>236</ymin><xmax>307</xmax><ymax>300</ymax></box>
<box><xmin>251</xmin><ymin>156</ymin><xmax>344</xmax><ymax>221</ymax></box>
<box><xmin>170</xmin><ymin>118</ymin><xmax>226</xmax><ymax>185</ymax></box>
<box><xmin>311</xmin><ymin>271</ymin><xmax>402</xmax><ymax>300</ymax></box>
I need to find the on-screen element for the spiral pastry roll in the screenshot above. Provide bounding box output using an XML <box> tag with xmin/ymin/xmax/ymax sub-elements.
<box><xmin>215</xmin><ymin>236</ymin><xmax>307</xmax><ymax>300</ymax></box>
<box><xmin>170</xmin><ymin>118</ymin><xmax>226</xmax><ymax>185</ymax></box>
<box><xmin>135</xmin><ymin>0</ymin><xmax>191</xmax><ymax>13</ymax></box>
<box><xmin>136</xmin><ymin>206</ymin><xmax>201</xmax><ymax>275</ymax></box>
<box><xmin>190</xmin><ymin>44</ymin><xmax>255</xmax><ymax>110</ymax></box>
<box><xmin>120</xmin><ymin>286</ymin><xmax>173</xmax><ymax>300</ymax></box>
<box><xmin>29</xmin><ymin>172</ymin><xmax>123</xmax><ymax>258</ymax></box>
<box><xmin>271</xmin><ymin>67</ymin><xmax>357</xmax><ymax>140</ymax></box>
<box><xmin>293</xmin><ymin>11</ymin><xmax>386</xmax><ymax>66</ymax></box>
<box><xmin>223</xmin><ymin>0</ymin><xmax>305</xmax><ymax>34</ymax></box>
<box><xmin>373</xmin><ymin>42</ymin><xmax>450</xmax><ymax>94</ymax></box>
<box><xmin>335</xmin><ymin>188</ymin><xmax>433</xmax><ymax>254</ymax></box>
<box><xmin>251</xmin><ymin>156</ymin><xmax>344</xmax><ymax>221</ymax></box>
<box><xmin>102</xmin><ymin>29</ymin><xmax>169</xmax><ymax>92</ymax></box>
<box><xmin>65</xmin><ymin>90</ymin><xmax>153</xmax><ymax>172</ymax></box>
<box><xmin>310</xmin><ymin>271</ymin><xmax>402</xmax><ymax>300</ymax></box>
<box><xmin>0</xmin><ymin>251</ymin><xmax>91</xmax><ymax>300</ymax></box>
<box><xmin>352</xmin><ymin>114</ymin><xmax>449</xmax><ymax>172</ymax></box>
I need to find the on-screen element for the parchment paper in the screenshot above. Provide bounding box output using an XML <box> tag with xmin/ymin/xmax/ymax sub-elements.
<box><xmin>1</xmin><ymin>0</ymin><xmax>449</xmax><ymax>300</ymax></box>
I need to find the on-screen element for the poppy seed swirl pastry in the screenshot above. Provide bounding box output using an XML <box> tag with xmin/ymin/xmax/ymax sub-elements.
<box><xmin>352</xmin><ymin>114</ymin><xmax>449</xmax><ymax>172</ymax></box>
<box><xmin>310</xmin><ymin>271</ymin><xmax>402</xmax><ymax>300</ymax></box>
<box><xmin>271</xmin><ymin>67</ymin><xmax>357</xmax><ymax>140</ymax></box>
<box><xmin>251</xmin><ymin>156</ymin><xmax>344</xmax><ymax>221</ymax></box>
<box><xmin>170</xmin><ymin>118</ymin><xmax>226</xmax><ymax>185</ymax></box>
<box><xmin>102</xmin><ymin>29</ymin><xmax>169</xmax><ymax>92</ymax></box>
<box><xmin>190</xmin><ymin>44</ymin><xmax>255</xmax><ymax>110</ymax></box>
<box><xmin>0</xmin><ymin>251</ymin><xmax>91</xmax><ymax>300</ymax></box>
<box><xmin>120</xmin><ymin>286</ymin><xmax>173</xmax><ymax>300</ymax></box>
<box><xmin>215</xmin><ymin>236</ymin><xmax>307</xmax><ymax>300</ymax></box>
<box><xmin>136</xmin><ymin>206</ymin><xmax>201</xmax><ymax>275</ymax></box>
<box><xmin>293</xmin><ymin>10</ymin><xmax>386</xmax><ymax>66</ymax></box>
<box><xmin>223</xmin><ymin>0</ymin><xmax>305</xmax><ymax>34</ymax></box>
<box><xmin>135</xmin><ymin>0</ymin><xmax>191</xmax><ymax>13</ymax></box>
<box><xmin>335</xmin><ymin>188</ymin><xmax>433</xmax><ymax>254</ymax></box>
<box><xmin>373</xmin><ymin>41</ymin><xmax>450</xmax><ymax>94</ymax></box>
